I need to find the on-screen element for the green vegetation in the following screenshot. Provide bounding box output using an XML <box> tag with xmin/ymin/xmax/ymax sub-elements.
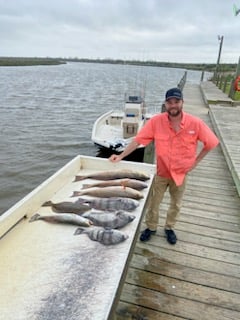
<box><xmin>216</xmin><ymin>74</ymin><xmax>240</xmax><ymax>101</ymax></box>
<box><xmin>64</xmin><ymin>58</ymin><xmax>237</xmax><ymax>73</ymax></box>
<box><xmin>0</xmin><ymin>56</ymin><xmax>237</xmax><ymax>73</ymax></box>
<box><xmin>0</xmin><ymin>57</ymin><xmax>65</xmax><ymax>66</ymax></box>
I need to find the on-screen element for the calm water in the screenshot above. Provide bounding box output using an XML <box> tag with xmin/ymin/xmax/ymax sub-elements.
<box><xmin>0</xmin><ymin>62</ymin><xmax>209</xmax><ymax>214</ymax></box>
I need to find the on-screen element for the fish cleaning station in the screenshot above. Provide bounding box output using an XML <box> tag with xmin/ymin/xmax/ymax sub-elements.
<box><xmin>0</xmin><ymin>78</ymin><xmax>240</xmax><ymax>320</ymax></box>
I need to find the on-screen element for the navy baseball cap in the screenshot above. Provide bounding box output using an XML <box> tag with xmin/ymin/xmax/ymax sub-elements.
<box><xmin>165</xmin><ymin>87</ymin><xmax>183</xmax><ymax>100</ymax></box>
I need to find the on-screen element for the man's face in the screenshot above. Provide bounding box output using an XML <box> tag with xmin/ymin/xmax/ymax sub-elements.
<box><xmin>165</xmin><ymin>98</ymin><xmax>183</xmax><ymax>117</ymax></box>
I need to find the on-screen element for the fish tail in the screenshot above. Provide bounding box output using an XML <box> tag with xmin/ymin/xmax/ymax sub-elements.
<box><xmin>74</xmin><ymin>227</ymin><xmax>85</xmax><ymax>235</ymax></box>
<box><xmin>42</xmin><ymin>201</ymin><xmax>52</xmax><ymax>207</ymax></box>
<box><xmin>71</xmin><ymin>191</ymin><xmax>81</xmax><ymax>197</ymax></box>
<box><xmin>29</xmin><ymin>213</ymin><xmax>41</xmax><ymax>223</ymax></box>
<box><xmin>81</xmin><ymin>184</ymin><xmax>90</xmax><ymax>189</ymax></box>
<box><xmin>76</xmin><ymin>197</ymin><xmax>86</xmax><ymax>204</ymax></box>
<box><xmin>74</xmin><ymin>175</ymin><xmax>85</xmax><ymax>182</ymax></box>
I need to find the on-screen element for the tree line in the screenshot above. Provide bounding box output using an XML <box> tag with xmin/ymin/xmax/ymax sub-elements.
<box><xmin>0</xmin><ymin>56</ymin><xmax>237</xmax><ymax>73</ymax></box>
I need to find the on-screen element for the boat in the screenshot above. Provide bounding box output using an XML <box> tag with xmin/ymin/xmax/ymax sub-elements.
<box><xmin>91</xmin><ymin>94</ymin><xmax>153</xmax><ymax>153</ymax></box>
<box><xmin>0</xmin><ymin>155</ymin><xmax>155</xmax><ymax>320</ymax></box>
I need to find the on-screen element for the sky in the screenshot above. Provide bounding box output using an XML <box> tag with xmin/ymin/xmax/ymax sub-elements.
<box><xmin>0</xmin><ymin>0</ymin><xmax>240</xmax><ymax>63</ymax></box>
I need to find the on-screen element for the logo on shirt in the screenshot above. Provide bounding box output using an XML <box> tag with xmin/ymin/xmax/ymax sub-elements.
<box><xmin>188</xmin><ymin>130</ymin><xmax>195</xmax><ymax>135</ymax></box>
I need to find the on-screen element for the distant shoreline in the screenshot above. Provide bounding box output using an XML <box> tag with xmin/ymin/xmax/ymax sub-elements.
<box><xmin>0</xmin><ymin>57</ymin><xmax>236</xmax><ymax>73</ymax></box>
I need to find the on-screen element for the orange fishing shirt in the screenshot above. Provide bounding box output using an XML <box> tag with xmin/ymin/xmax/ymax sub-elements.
<box><xmin>135</xmin><ymin>111</ymin><xmax>219</xmax><ymax>186</ymax></box>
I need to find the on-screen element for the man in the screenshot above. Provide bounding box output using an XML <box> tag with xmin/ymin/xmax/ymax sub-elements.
<box><xmin>109</xmin><ymin>87</ymin><xmax>219</xmax><ymax>245</ymax></box>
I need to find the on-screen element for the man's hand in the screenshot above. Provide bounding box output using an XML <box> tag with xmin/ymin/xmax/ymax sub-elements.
<box><xmin>109</xmin><ymin>154</ymin><xmax>122</xmax><ymax>162</ymax></box>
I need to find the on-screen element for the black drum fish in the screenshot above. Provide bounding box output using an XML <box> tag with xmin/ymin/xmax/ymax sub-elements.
<box><xmin>82</xmin><ymin>210</ymin><xmax>135</xmax><ymax>229</ymax></box>
<box><xmin>42</xmin><ymin>200</ymin><xmax>90</xmax><ymax>214</ymax></box>
<box><xmin>76</xmin><ymin>197</ymin><xmax>139</xmax><ymax>212</ymax></box>
<box><xmin>74</xmin><ymin>226</ymin><xmax>128</xmax><ymax>245</ymax></box>
<box><xmin>29</xmin><ymin>213</ymin><xmax>92</xmax><ymax>227</ymax></box>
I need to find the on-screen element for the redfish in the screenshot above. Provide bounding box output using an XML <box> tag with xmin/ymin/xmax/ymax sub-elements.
<box><xmin>72</xmin><ymin>186</ymin><xmax>143</xmax><ymax>200</ymax></box>
<box><xmin>74</xmin><ymin>169</ymin><xmax>150</xmax><ymax>181</ymax></box>
<box><xmin>81</xmin><ymin>178</ymin><xmax>148</xmax><ymax>190</ymax></box>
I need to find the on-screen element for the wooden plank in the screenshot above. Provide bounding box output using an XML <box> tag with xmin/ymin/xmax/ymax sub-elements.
<box><xmin>125</xmin><ymin>268</ymin><xmax>240</xmax><ymax>311</ymax></box>
<box><xmin>139</xmin><ymin>234</ymin><xmax>240</xmax><ymax>265</ymax></box>
<box><xmin>160</xmin><ymin>229</ymin><xmax>240</xmax><ymax>253</ymax></box>
<box><xmin>135</xmin><ymin>243</ymin><xmax>240</xmax><ymax>278</ymax></box>
<box><xmin>119</xmin><ymin>283</ymin><xmax>240</xmax><ymax>320</ymax></box>
<box><xmin>130</xmin><ymin>253</ymin><xmax>240</xmax><ymax>294</ymax></box>
<box><xmin>158</xmin><ymin>209</ymin><xmax>239</xmax><ymax>232</ymax></box>
<box><xmin>183</xmin><ymin>189</ymin><xmax>240</xmax><ymax>209</ymax></box>
<box><xmin>116</xmin><ymin>301</ymin><xmax>184</xmax><ymax>320</ymax></box>
<box><xmin>156</xmin><ymin>220</ymin><xmax>240</xmax><ymax>243</ymax></box>
<box><xmin>163</xmin><ymin>205</ymin><xmax>240</xmax><ymax>223</ymax></box>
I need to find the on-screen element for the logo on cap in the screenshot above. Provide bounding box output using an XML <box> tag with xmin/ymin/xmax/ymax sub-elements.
<box><xmin>165</xmin><ymin>88</ymin><xmax>183</xmax><ymax>100</ymax></box>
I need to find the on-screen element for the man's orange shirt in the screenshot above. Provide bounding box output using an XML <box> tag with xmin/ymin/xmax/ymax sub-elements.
<box><xmin>135</xmin><ymin>111</ymin><xmax>219</xmax><ymax>186</ymax></box>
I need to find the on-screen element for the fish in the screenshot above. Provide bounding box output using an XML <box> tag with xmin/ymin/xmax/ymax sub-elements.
<box><xmin>81</xmin><ymin>178</ymin><xmax>148</xmax><ymax>190</ymax></box>
<box><xmin>74</xmin><ymin>169</ymin><xmax>150</xmax><ymax>181</ymax></box>
<box><xmin>29</xmin><ymin>213</ymin><xmax>92</xmax><ymax>227</ymax></box>
<box><xmin>82</xmin><ymin>210</ymin><xmax>135</xmax><ymax>229</ymax></box>
<box><xmin>74</xmin><ymin>226</ymin><xmax>128</xmax><ymax>245</ymax></box>
<box><xmin>42</xmin><ymin>200</ymin><xmax>90</xmax><ymax>214</ymax></box>
<box><xmin>76</xmin><ymin>197</ymin><xmax>139</xmax><ymax>212</ymax></box>
<box><xmin>72</xmin><ymin>186</ymin><xmax>143</xmax><ymax>200</ymax></box>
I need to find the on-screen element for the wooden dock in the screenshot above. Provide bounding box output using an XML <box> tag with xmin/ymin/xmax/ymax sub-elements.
<box><xmin>114</xmin><ymin>82</ymin><xmax>240</xmax><ymax>320</ymax></box>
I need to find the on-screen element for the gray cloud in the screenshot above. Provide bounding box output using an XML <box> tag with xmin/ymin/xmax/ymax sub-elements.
<box><xmin>0</xmin><ymin>0</ymin><xmax>239</xmax><ymax>62</ymax></box>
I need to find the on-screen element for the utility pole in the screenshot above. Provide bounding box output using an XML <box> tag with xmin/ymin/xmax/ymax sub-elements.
<box><xmin>213</xmin><ymin>35</ymin><xmax>224</xmax><ymax>80</ymax></box>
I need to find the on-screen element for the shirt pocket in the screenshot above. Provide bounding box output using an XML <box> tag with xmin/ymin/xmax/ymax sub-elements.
<box><xmin>155</xmin><ymin>134</ymin><xmax>170</xmax><ymax>155</ymax></box>
<box><xmin>181</xmin><ymin>134</ymin><xmax>197</xmax><ymax>153</ymax></box>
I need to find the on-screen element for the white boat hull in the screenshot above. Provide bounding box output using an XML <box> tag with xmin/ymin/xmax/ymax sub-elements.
<box><xmin>91</xmin><ymin>95</ymin><xmax>152</xmax><ymax>152</ymax></box>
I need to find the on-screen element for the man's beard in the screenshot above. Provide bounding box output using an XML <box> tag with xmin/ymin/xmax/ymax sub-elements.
<box><xmin>167</xmin><ymin>108</ymin><xmax>182</xmax><ymax>117</ymax></box>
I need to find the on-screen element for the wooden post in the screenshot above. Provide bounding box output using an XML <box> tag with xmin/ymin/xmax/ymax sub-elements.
<box><xmin>213</xmin><ymin>35</ymin><xmax>224</xmax><ymax>80</ymax></box>
<box><xmin>229</xmin><ymin>56</ymin><xmax>240</xmax><ymax>99</ymax></box>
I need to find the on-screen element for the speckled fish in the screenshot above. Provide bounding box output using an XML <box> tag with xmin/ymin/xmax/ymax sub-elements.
<box><xmin>42</xmin><ymin>200</ymin><xmax>90</xmax><ymax>214</ymax></box>
<box><xmin>72</xmin><ymin>186</ymin><xmax>143</xmax><ymax>200</ymax></box>
<box><xmin>74</xmin><ymin>169</ymin><xmax>150</xmax><ymax>181</ymax></box>
<box><xmin>81</xmin><ymin>178</ymin><xmax>148</xmax><ymax>190</ymax></box>
<box><xmin>76</xmin><ymin>197</ymin><xmax>139</xmax><ymax>212</ymax></box>
<box><xmin>82</xmin><ymin>210</ymin><xmax>135</xmax><ymax>229</ymax></box>
<box><xmin>74</xmin><ymin>226</ymin><xmax>128</xmax><ymax>245</ymax></box>
<box><xmin>29</xmin><ymin>213</ymin><xmax>92</xmax><ymax>227</ymax></box>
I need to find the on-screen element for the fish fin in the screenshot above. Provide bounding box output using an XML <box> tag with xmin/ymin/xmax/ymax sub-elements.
<box><xmin>42</xmin><ymin>201</ymin><xmax>52</xmax><ymax>207</ymax></box>
<box><xmin>120</xmin><ymin>179</ymin><xmax>129</xmax><ymax>190</ymax></box>
<box><xmin>74</xmin><ymin>227</ymin><xmax>85</xmax><ymax>235</ymax></box>
<box><xmin>29</xmin><ymin>213</ymin><xmax>41</xmax><ymax>223</ymax></box>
